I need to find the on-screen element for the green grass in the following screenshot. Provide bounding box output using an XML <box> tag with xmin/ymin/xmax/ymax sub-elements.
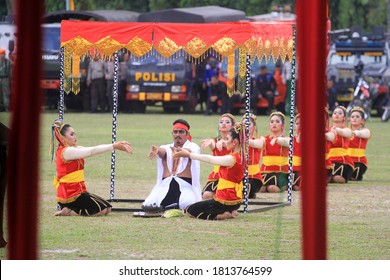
<box><xmin>0</xmin><ymin>111</ymin><xmax>389</xmax><ymax>260</ymax></box>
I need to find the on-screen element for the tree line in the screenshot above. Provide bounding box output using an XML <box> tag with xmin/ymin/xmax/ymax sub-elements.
<box><xmin>2</xmin><ymin>0</ymin><xmax>389</xmax><ymax>32</ymax></box>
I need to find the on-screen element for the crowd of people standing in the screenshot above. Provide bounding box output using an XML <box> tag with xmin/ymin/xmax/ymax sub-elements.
<box><xmin>82</xmin><ymin>53</ymin><xmax>130</xmax><ymax>113</ymax></box>
<box><xmin>193</xmin><ymin>56</ymin><xmax>292</xmax><ymax>116</ymax></box>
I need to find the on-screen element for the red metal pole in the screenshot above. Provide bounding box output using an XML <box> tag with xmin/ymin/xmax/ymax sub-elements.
<box><xmin>296</xmin><ymin>0</ymin><xmax>328</xmax><ymax>259</ymax></box>
<box><xmin>7</xmin><ymin>0</ymin><xmax>43</xmax><ymax>259</ymax></box>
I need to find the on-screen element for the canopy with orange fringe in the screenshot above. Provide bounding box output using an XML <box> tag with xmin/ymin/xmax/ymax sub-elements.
<box><xmin>60</xmin><ymin>20</ymin><xmax>294</xmax><ymax>96</ymax></box>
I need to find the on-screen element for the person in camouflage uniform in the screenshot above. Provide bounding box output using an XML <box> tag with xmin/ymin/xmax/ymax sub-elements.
<box><xmin>0</xmin><ymin>49</ymin><xmax>11</xmax><ymax>112</ymax></box>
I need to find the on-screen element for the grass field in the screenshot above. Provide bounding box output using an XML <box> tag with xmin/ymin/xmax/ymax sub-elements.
<box><xmin>0</xmin><ymin>111</ymin><xmax>389</xmax><ymax>260</ymax></box>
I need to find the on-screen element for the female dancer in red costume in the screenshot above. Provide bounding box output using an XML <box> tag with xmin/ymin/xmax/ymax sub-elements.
<box><xmin>348</xmin><ymin>107</ymin><xmax>371</xmax><ymax>181</ymax></box>
<box><xmin>260</xmin><ymin>112</ymin><xmax>289</xmax><ymax>192</ymax></box>
<box><xmin>324</xmin><ymin>107</ymin><xmax>333</xmax><ymax>182</ymax></box>
<box><xmin>291</xmin><ymin>113</ymin><xmax>302</xmax><ymax>191</ymax></box>
<box><xmin>51</xmin><ymin>119</ymin><xmax>132</xmax><ymax>216</ymax></box>
<box><xmin>261</xmin><ymin>112</ymin><xmax>300</xmax><ymax>191</ymax></box>
<box><xmin>326</xmin><ymin>106</ymin><xmax>354</xmax><ymax>183</ymax></box>
<box><xmin>200</xmin><ymin>113</ymin><xmax>236</xmax><ymax>199</ymax></box>
<box><xmin>241</xmin><ymin>113</ymin><xmax>264</xmax><ymax>198</ymax></box>
<box><xmin>174</xmin><ymin>123</ymin><xmax>246</xmax><ymax>220</ymax></box>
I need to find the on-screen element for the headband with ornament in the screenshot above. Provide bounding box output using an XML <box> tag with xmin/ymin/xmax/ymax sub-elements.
<box><xmin>336</xmin><ymin>105</ymin><xmax>347</xmax><ymax>115</ymax></box>
<box><xmin>50</xmin><ymin>119</ymin><xmax>67</xmax><ymax>162</ymax></box>
<box><xmin>216</xmin><ymin>113</ymin><xmax>236</xmax><ymax>139</ymax></box>
<box><xmin>242</xmin><ymin>112</ymin><xmax>257</xmax><ymax>122</ymax></box>
<box><xmin>350</xmin><ymin>106</ymin><xmax>365</xmax><ymax>115</ymax></box>
<box><xmin>220</xmin><ymin>113</ymin><xmax>236</xmax><ymax>123</ymax></box>
<box><xmin>270</xmin><ymin>111</ymin><xmax>286</xmax><ymax>121</ymax></box>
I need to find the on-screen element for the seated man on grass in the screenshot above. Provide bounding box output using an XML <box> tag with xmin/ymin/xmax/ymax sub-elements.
<box><xmin>142</xmin><ymin>119</ymin><xmax>201</xmax><ymax>211</ymax></box>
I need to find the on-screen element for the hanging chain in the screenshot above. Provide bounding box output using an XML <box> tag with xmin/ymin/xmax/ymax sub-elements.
<box><xmin>109</xmin><ymin>52</ymin><xmax>119</xmax><ymax>200</ymax></box>
<box><xmin>287</xmin><ymin>26</ymin><xmax>297</xmax><ymax>204</ymax></box>
<box><xmin>59</xmin><ymin>47</ymin><xmax>65</xmax><ymax>121</ymax></box>
<box><xmin>243</xmin><ymin>53</ymin><xmax>251</xmax><ymax>213</ymax></box>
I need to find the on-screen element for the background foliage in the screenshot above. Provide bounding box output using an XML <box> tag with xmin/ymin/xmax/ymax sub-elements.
<box><xmin>1</xmin><ymin>0</ymin><xmax>389</xmax><ymax>31</ymax></box>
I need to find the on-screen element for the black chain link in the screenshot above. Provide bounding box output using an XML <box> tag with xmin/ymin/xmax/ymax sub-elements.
<box><xmin>59</xmin><ymin>47</ymin><xmax>65</xmax><ymax>121</ymax></box>
<box><xmin>287</xmin><ymin>26</ymin><xmax>297</xmax><ymax>204</ymax></box>
<box><xmin>243</xmin><ymin>53</ymin><xmax>251</xmax><ymax>213</ymax></box>
<box><xmin>109</xmin><ymin>52</ymin><xmax>119</xmax><ymax>200</ymax></box>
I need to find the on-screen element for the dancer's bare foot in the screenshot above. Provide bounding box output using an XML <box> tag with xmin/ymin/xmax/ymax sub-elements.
<box><xmin>54</xmin><ymin>207</ymin><xmax>68</xmax><ymax>216</ymax></box>
<box><xmin>292</xmin><ymin>185</ymin><xmax>301</xmax><ymax>191</ymax></box>
<box><xmin>268</xmin><ymin>185</ymin><xmax>280</xmax><ymax>193</ymax></box>
<box><xmin>332</xmin><ymin>175</ymin><xmax>346</xmax><ymax>184</ymax></box>
<box><xmin>231</xmin><ymin>210</ymin><xmax>239</xmax><ymax>218</ymax></box>
<box><xmin>54</xmin><ymin>207</ymin><xmax>78</xmax><ymax>216</ymax></box>
<box><xmin>260</xmin><ymin>186</ymin><xmax>267</xmax><ymax>193</ymax></box>
<box><xmin>216</xmin><ymin>211</ymin><xmax>234</xmax><ymax>220</ymax></box>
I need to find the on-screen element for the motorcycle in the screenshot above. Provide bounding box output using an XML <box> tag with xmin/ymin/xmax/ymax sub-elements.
<box><xmin>381</xmin><ymin>96</ymin><xmax>390</xmax><ymax>122</ymax></box>
<box><xmin>346</xmin><ymin>75</ymin><xmax>376</xmax><ymax>120</ymax></box>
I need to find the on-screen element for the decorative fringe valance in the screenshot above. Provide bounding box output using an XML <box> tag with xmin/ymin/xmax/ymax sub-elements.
<box><xmin>60</xmin><ymin>21</ymin><xmax>294</xmax><ymax>94</ymax></box>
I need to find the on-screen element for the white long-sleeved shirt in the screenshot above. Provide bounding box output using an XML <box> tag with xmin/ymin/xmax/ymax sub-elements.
<box><xmin>62</xmin><ymin>144</ymin><xmax>114</xmax><ymax>161</ymax></box>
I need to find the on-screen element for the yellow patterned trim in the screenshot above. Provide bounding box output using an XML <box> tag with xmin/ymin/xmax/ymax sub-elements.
<box><xmin>71</xmin><ymin>78</ymin><xmax>80</xmax><ymax>95</ymax></box>
<box><xmin>256</xmin><ymin>38</ymin><xmax>264</xmax><ymax>62</ymax></box>
<box><xmin>248</xmin><ymin>164</ymin><xmax>260</xmax><ymax>175</ymax></box>
<box><xmin>244</xmin><ymin>37</ymin><xmax>257</xmax><ymax>59</ymax></box>
<box><xmin>61</xmin><ymin>35</ymin><xmax>293</xmax><ymax>63</ymax></box>
<box><xmin>94</xmin><ymin>36</ymin><xmax>123</xmax><ymax>56</ymax></box>
<box><xmin>71</xmin><ymin>53</ymin><xmax>81</xmax><ymax>94</ymax></box>
<box><xmin>56</xmin><ymin>194</ymin><xmax>81</xmax><ymax>204</ymax></box>
<box><xmin>347</xmin><ymin>148</ymin><xmax>365</xmax><ymax>157</ymax></box>
<box><xmin>237</xmin><ymin>47</ymin><xmax>246</xmax><ymax>96</ymax></box>
<box><xmin>63</xmin><ymin>46</ymin><xmax>72</xmax><ymax>94</ymax></box>
<box><xmin>226</xmin><ymin>52</ymin><xmax>235</xmax><ymax>97</ymax></box>
<box><xmin>64</xmin><ymin>47</ymin><xmax>72</xmax><ymax>78</ymax></box>
<box><xmin>262</xmin><ymin>156</ymin><xmax>288</xmax><ymax>166</ymax></box>
<box><xmin>72</xmin><ymin>54</ymin><xmax>80</xmax><ymax>78</ymax></box>
<box><xmin>328</xmin><ymin>148</ymin><xmax>348</xmax><ymax>157</ymax></box>
<box><xmin>182</xmin><ymin>37</ymin><xmax>209</xmax><ymax>58</ymax></box>
<box><xmin>125</xmin><ymin>36</ymin><xmax>153</xmax><ymax>57</ymax></box>
<box><xmin>272</xmin><ymin>39</ymin><xmax>280</xmax><ymax>63</ymax></box>
<box><xmin>263</xmin><ymin>39</ymin><xmax>272</xmax><ymax>63</ymax></box>
<box><xmin>293</xmin><ymin>156</ymin><xmax>301</xmax><ymax>166</ymax></box>
<box><xmin>279</xmin><ymin>37</ymin><xmax>287</xmax><ymax>61</ymax></box>
<box><xmin>155</xmin><ymin>37</ymin><xmax>180</xmax><ymax>58</ymax></box>
<box><xmin>61</xmin><ymin>36</ymin><xmax>94</xmax><ymax>56</ymax></box>
<box><xmin>54</xmin><ymin>170</ymin><xmax>85</xmax><ymax>190</ymax></box>
<box><xmin>64</xmin><ymin>79</ymin><xmax>71</xmax><ymax>94</ymax></box>
<box><xmin>214</xmin><ymin>197</ymin><xmax>243</xmax><ymax>206</ymax></box>
<box><xmin>287</xmin><ymin>38</ymin><xmax>294</xmax><ymax>61</ymax></box>
<box><xmin>212</xmin><ymin>36</ymin><xmax>237</xmax><ymax>56</ymax></box>
<box><xmin>217</xmin><ymin>178</ymin><xmax>243</xmax><ymax>199</ymax></box>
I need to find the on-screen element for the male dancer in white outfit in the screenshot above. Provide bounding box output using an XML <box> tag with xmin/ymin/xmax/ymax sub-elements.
<box><xmin>143</xmin><ymin>119</ymin><xmax>201</xmax><ymax>210</ymax></box>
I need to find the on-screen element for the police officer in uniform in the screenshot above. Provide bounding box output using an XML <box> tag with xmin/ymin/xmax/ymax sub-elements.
<box><xmin>254</xmin><ymin>65</ymin><xmax>277</xmax><ymax>115</ymax></box>
<box><xmin>119</xmin><ymin>52</ymin><xmax>130</xmax><ymax>113</ymax></box>
<box><xmin>87</xmin><ymin>55</ymin><xmax>106</xmax><ymax>113</ymax></box>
